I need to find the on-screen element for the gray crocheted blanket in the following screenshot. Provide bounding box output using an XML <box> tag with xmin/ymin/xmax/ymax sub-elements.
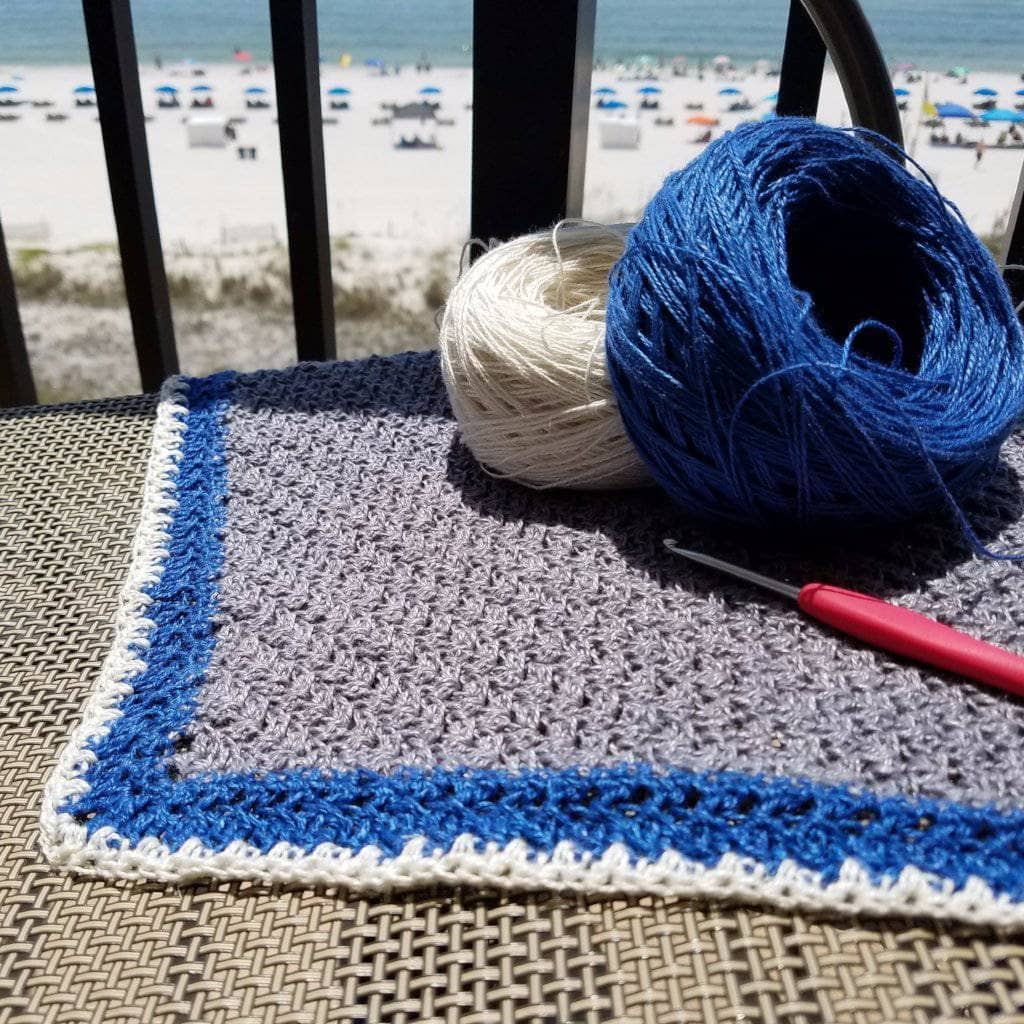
<box><xmin>41</xmin><ymin>351</ymin><xmax>1024</xmax><ymax>928</ymax></box>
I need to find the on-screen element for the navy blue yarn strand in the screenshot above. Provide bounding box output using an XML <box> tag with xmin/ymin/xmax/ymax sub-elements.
<box><xmin>605</xmin><ymin>118</ymin><xmax>1024</xmax><ymax>550</ymax></box>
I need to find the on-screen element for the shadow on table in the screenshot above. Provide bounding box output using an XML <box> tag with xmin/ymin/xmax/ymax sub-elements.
<box><xmin>445</xmin><ymin>432</ymin><xmax>1024</xmax><ymax>603</ymax></box>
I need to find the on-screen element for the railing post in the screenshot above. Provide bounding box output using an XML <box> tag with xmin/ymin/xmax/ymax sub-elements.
<box><xmin>83</xmin><ymin>0</ymin><xmax>178</xmax><ymax>392</ymax></box>
<box><xmin>471</xmin><ymin>0</ymin><xmax>597</xmax><ymax>243</ymax></box>
<box><xmin>0</xmin><ymin>217</ymin><xmax>36</xmax><ymax>408</ymax></box>
<box><xmin>269</xmin><ymin>0</ymin><xmax>336</xmax><ymax>363</ymax></box>
<box><xmin>1003</xmin><ymin>162</ymin><xmax>1024</xmax><ymax>306</ymax></box>
<box><xmin>789</xmin><ymin>0</ymin><xmax>903</xmax><ymax>147</ymax></box>
<box><xmin>777</xmin><ymin>0</ymin><xmax>826</xmax><ymax>119</ymax></box>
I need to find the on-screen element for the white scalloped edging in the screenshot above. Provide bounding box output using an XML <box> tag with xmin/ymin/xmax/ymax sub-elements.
<box><xmin>37</xmin><ymin>375</ymin><xmax>1024</xmax><ymax>930</ymax></box>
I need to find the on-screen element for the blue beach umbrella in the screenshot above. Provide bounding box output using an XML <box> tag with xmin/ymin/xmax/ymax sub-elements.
<box><xmin>73</xmin><ymin>84</ymin><xmax>94</xmax><ymax>94</ymax></box>
<box><xmin>602</xmin><ymin>100</ymin><xmax>628</xmax><ymax>109</ymax></box>
<box><xmin>934</xmin><ymin>102</ymin><xmax>973</xmax><ymax>119</ymax></box>
<box><xmin>594</xmin><ymin>86</ymin><xmax>616</xmax><ymax>95</ymax></box>
<box><xmin>1016</xmin><ymin>89</ymin><xmax>1024</xmax><ymax>97</ymax></box>
<box><xmin>327</xmin><ymin>86</ymin><xmax>351</xmax><ymax>95</ymax></box>
<box><xmin>982</xmin><ymin>109</ymin><xmax>1024</xmax><ymax>123</ymax></box>
<box><xmin>637</xmin><ymin>85</ymin><xmax>662</xmax><ymax>95</ymax></box>
<box><xmin>893</xmin><ymin>87</ymin><xmax>910</xmax><ymax>97</ymax></box>
<box><xmin>365</xmin><ymin>57</ymin><xmax>384</xmax><ymax>68</ymax></box>
<box><xmin>763</xmin><ymin>91</ymin><xmax>778</xmax><ymax>101</ymax></box>
<box><xmin>191</xmin><ymin>84</ymin><xmax>212</xmax><ymax>92</ymax></box>
<box><xmin>419</xmin><ymin>86</ymin><xmax>441</xmax><ymax>95</ymax></box>
<box><xmin>245</xmin><ymin>86</ymin><xmax>267</xmax><ymax>95</ymax></box>
<box><xmin>974</xmin><ymin>87</ymin><xmax>998</xmax><ymax>97</ymax></box>
<box><xmin>719</xmin><ymin>86</ymin><xmax>742</xmax><ymax>96</ymax></box>
<box><xmin>0</xmin><ymin>85</ymin><xmax>18</xmax><ymax>94</ymax></box>
<box><xmin>155</xmin><ymin>84</ymin><xmax>178</xmax><ymax>94</ymax></box>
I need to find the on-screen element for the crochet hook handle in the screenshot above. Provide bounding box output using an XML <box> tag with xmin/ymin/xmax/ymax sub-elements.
<box><xmin>798</xmin><ymin>584</ymin><xmax>1024</xmax><ymax>698</ymax></box>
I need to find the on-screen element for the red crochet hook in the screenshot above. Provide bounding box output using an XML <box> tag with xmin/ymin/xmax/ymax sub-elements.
<box><xmin>663</xmin><ymin>540</ymin><xmax>1024</xmax><ymax>699</ymax></box>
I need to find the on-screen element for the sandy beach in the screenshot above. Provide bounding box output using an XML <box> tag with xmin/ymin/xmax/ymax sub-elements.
<box><xmin>2</xmin><ymin>59</ymin><xmax>1022</xmax><ymax>400</ymax></box>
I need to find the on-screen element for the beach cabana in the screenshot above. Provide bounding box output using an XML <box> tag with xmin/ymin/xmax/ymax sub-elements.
<box><xmin>244</xmin><ymin>85</ymin><xmax>271</xmax><ymax>109</ymax></box>
<box><xmin>934</xmin><ymin>102</ymin><xmax>973</xmax><ymax>119</ymax></box>
<box><xmin>72</xmin><ymin>84</ymin><xmax>95</xmax><ymax>107</ymax></box>
<box><xmin>327</xmin><ymin>85</ymin><xmax>351</xmax><ymax>110</ymax></box>
<box><xmin>190</xmin><ymin>83</ymin><xmax>214</xmax><ymax>108</ymax></box>
<box><xmin>637</xmin><ymin>85</ymin><xmax>662</xmax><ymax>109</ymax></box>
<box><xmin>155</xmin><ymin>83</ymin><xmax>180</xmax><ymax>108</ymax></box>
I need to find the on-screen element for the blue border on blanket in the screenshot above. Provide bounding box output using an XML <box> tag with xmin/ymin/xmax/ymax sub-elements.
<box><xmin>67</xmin><ymin>372</ymin><xmax>1024</xmax><ymax>896</ymax></box>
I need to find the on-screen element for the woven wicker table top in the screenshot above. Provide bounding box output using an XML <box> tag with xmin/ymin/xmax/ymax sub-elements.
<box><xmin>3</xmin><ymin>392</ymin><xmax>1024</xmax><ymax>1024</ymax></box>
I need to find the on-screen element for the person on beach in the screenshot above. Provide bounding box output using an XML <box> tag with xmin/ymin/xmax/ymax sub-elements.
<box><xmin>975</xmin><ymin>139</ymin><xmax>986</xmax><ymax>167</ymax></box>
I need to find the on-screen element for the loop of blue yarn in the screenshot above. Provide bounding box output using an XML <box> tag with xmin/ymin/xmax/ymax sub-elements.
<box><xmin>604</xmin><ymin>118</ymin><xmax>1024</xmax><ymax>539</ymax></box>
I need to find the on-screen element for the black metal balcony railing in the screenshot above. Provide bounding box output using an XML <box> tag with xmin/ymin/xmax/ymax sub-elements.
<box><xmin>0</xmin><ymin>0</ymin><xmax>1018</xmax><ymax>409</ymax></box>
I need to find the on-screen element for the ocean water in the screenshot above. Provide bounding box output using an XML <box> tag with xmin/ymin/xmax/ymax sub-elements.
<box><xmin>1</xmin><ymin>0</ymin><xmax>1022</xmax><ymax>71</ymax></box>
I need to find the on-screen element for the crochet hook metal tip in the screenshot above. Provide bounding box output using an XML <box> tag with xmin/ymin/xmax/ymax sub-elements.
<box><xmin>662</xmin><ymin>539</ymin><xmax>1024</xmax><ymax>699</ymax></box>
<box><xmin>662</xmin><ymin>540</ymin><xmax>800</xmax><ymax>600</ymax></box>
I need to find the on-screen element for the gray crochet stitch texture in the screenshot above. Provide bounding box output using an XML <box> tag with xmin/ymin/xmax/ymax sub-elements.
<box><xmin>173</xmin><ymin>352</ymin><xmax>1024</xmax><ymax>809</ymax></box>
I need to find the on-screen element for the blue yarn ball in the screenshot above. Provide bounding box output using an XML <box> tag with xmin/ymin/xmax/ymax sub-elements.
<box><xmin>605</xmin><ymin>117</ymin><xmax>1024</xmax><ymax>532</ymax></box>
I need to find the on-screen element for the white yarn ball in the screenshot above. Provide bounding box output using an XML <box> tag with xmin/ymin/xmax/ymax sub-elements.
<box><xmin>439</xmin><ymin>222</ymin><xmax>650</xmax><ymax>491</ymax></box>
